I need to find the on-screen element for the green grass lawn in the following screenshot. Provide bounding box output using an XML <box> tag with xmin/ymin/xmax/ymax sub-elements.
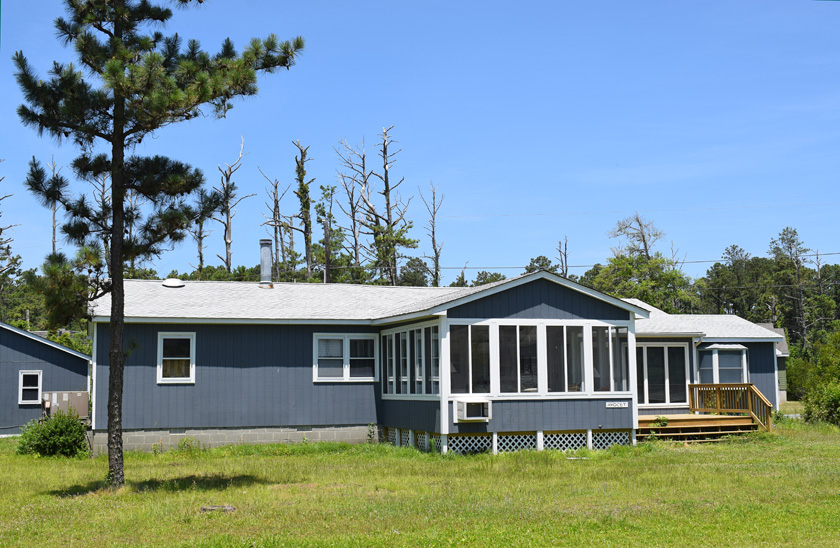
<box><xmin>781</xmin><ymin>400</ymin><xmax>805</xmax><ymax>415</ymax></box>
<box><xmin>1</xmin><ymin>421</ymin><xmax>839</xmax><ymax>547</ymax></box>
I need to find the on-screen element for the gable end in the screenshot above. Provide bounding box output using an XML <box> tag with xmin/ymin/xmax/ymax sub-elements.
<box><xmin>446</xmin><ymin>278</ymin><xmax>629</xmax><ymax>320</ymax></box>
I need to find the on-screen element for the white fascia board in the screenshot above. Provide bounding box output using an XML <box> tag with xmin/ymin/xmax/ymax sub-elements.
<box><xmin>0</xmin><ymin>321</ymin><xmax>91</xmax><ymax>361</ymax></box>
<box><xmin>371</xmin><ymin>312</ymin><xmax>445</xmax><ymax>326</ymax></box>
<box><xmin>91</xmin><ymin>316</ymin><xmax>375</xmax><ymax>326</ymax></box>
<box><xmin>701</xmin><ymin>337</ymin><xmax>784</xmax><ymax>343</ymax></box>
<box><xmin>376</xmin><ymin>271</ymin><xmax>651</xmax><ymax>322</ymax></box>
<box><xmin>636</xmin><ymin>331</ymin><xmax>706</xmax><ymax>338</ymax></box>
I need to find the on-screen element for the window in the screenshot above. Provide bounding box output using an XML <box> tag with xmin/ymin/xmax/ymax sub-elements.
<box><xmin>499</xmin><ymin>325</ymin><xmax>538</xmax><ymax>393</ymax></box>
<box><xmin>592</xmin><ymin>326</ymin><xmax>629</xmax><ymax>392</ymax></box>
<box><xmin>314</xmin><ymin>334</ymin><xmax>378</xmax><ymax>382</ymax></box>
<box><xmin>450</xmin><ymin>325</ymin><xmax>490</xmax><ymax>394</ymax></box>
<box><xmin>19</xmin><ymin>370</ymin><xmax>42</xmax><ymax>405</ymax></box>
<box><xmin>698</xmin><ymin>346</ymin><xmax>748</xmax><ymax>384</ymax></box>
<box><xmin>636</xmin><ymin>344</ymin><xmax>689</xmax><ymax>405</ymax></box>
<box><xmin>157</xmin><ymin>333</ymin><xmax>195</xmax><ymax>384</ymax></box>
<box><xmin>381</xmin><ymin>324</ymin><xmax>441</xmax><ymax>395</ymax></box>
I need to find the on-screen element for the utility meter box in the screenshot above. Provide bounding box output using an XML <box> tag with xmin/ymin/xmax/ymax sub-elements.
<box><xmin>42</xmin><ymin>391</ymin><xmax>90</xmax><ymax>421</ymax></box>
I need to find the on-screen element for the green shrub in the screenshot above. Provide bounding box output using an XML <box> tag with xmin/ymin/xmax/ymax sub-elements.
<box><xmin>804</xmin><ymin>381</ymin><xmax>840</xmax><ymax>426</ymax></box>
<box><xmin>17</xmin><ymin>409</ymin><xmax>89</xmax><ymax>458</ymax></box>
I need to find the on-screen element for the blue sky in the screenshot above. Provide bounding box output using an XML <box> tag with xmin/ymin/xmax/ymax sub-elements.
<box><xmin>1</xmin><ymin>0</ymin><xmax>839</xmax><ymax>283</ymax></box>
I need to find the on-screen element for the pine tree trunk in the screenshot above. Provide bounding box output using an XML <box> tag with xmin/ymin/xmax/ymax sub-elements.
<box><xmin>107</xmin><ymin>6</ymin><xmax>127</xmax><ymax>487</ymax></box>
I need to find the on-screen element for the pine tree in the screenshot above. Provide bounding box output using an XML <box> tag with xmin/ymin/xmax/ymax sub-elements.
<box><xmin>15</xmin><ymin>0</ymin><xmax>303</xmax><ymax>487</ymax></box>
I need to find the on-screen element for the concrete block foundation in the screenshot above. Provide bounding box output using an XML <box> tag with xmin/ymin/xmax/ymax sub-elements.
<box><xmin>91</xmin><ymin>425</ymin><xmax>370</xmax><ymax>454</ymax></box>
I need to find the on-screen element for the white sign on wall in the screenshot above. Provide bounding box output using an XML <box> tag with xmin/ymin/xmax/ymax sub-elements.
<box><xmin>605</xmin><ymin>402</ymin><xmax>629</xmax><ymax>409</ymax></box>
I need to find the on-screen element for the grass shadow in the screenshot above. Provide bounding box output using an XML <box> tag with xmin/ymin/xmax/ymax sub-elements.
<box><xmin>132</xmin><ymin>473</ymin><xmax>268</xmax><ymax>493</ymax></box>
<box><xmin>48</xmin><ymin>474</ymin><xmax>268</xmax><ymax>497</ymax></box>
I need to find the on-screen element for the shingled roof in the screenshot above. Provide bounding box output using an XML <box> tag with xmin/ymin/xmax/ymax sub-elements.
<box><xmin>624</xmin><ymin>298</ymin><xmax>783</xmax><ymax>340</ymax></box>
<box><xmin>90</xmin><ymin>271</ymin><xmax>648</xmax><ymax>324</ymax></box>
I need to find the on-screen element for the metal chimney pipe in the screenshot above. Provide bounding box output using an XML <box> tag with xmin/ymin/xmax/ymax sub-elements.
<box><xmin>259</xmin><ymin>239</ymin><xmax>273</xmax><ymax>288</ymax></box>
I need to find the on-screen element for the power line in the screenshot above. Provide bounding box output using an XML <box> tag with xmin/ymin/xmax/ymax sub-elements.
<box><xmin>439</xmin><ymin>202</ymin><xmax>840</xmax><ymax>219</ymax></box>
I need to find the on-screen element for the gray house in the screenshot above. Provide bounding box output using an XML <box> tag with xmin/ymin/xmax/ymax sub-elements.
<box><xmin>0</xmin><ymin>322</ymin><xmax>91</xmax><ymax>436</ymax></box>
<box><xmin>89</xmin><ymin>245</ymin><xmax>783</xmax><ymax>454</ymax></box>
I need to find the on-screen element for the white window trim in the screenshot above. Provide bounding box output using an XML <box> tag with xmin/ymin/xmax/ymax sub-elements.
<box><xmin>380</xmin><ymin>319</ymin><xmax>442</xmax><ymax>397</ymax></box>
<box><xmin>19</xmin><ymin>370</ymin><xmax>43</xmax><ymax>405</ymax></box>
<box><xmin>699</xmin><ymin>347</ymin><xmax>749</xmax><ymax>384</ymax></box>
<box><xmin>312</xmin><ymin>333</ymin><xmax>379</xmax><ymax>382</ymax></box>
<box><xmin>636</xmin><ymin>343</ymin><xmax>690</xmax><ymax>407</ymax></box>
<box><xmin>157</xmin><ymin>332</ymin><xmax>196</xmax><ymax>384</ymax></box>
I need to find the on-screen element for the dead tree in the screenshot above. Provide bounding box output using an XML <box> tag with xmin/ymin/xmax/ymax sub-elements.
<box><xmin>609</xmin><ymin>212</ymin><xmax>664</xmax><ymax>260</ymax></box>
<box><xmin>259</xmin><ymin>167</ymin><xmax>291</xmax><ymax>283</ymax></box>
<box><xmin>290</xmin><ymin>141</ymin><xmax>314</xmax><ymax>277</ymax></box>
<box><xmin>335</xmin><ymin>139</ymin><xmax>372</xmax><ymax>269</ymax></box>
<box><xmin>43</xmin><ymin>158</ymin><xmax>62</xmax><ymax>255</ymax></box>
<box><xmin>557</xmin><ymin>236</ymin><xmax>569</xmax><ymax>278</ymax></box>
<box><xmin>0</xmin><ymin>159</ymin><xmax>17</xmax><ymax>275</ymax></box>
<box><xmin>315</xmin><ymin>186</ymin><xmax>337</xmax><ymax>283</ymax></box>
<box><xmin>212</xmin><ymin>139</ymin><xmax>255</xmax><ymax>273</ymax></box>
<box><xmin>188</xmin><ymin>189</ymin><xmax>217</xmax><ymax>280</ymax></box>
<box><xmin>359</xmin><ymin>126</ymin><xmax>416</xmax><ymax>285</ymax></box>
<box><xmin>420</xmin><ymin>182</ymin><xmax>444</xmax><ymax>287</ymax></box>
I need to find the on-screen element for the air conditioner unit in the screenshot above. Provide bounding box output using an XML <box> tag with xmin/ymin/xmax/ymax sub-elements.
<box><xmin>454</xmin><ymin>400</ymin><xmax>492</xmax><ymax>423</ymax></box>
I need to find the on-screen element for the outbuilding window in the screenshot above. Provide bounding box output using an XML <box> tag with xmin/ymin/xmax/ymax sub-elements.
<box><xmin>157</xmin><ymin>332</ymin><xmax>196</xmax><ymax>384</ymax></box>
<box><xmin>19</xmin><ymin>370</ymin><xmax>42</xmax><ymax>405</ymax></box>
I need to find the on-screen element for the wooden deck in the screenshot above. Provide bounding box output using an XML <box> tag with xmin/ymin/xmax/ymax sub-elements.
<box><xmin>637</xmin><ymin>414</ymin><xmax>759</xmax><ymax>443</ymax></box>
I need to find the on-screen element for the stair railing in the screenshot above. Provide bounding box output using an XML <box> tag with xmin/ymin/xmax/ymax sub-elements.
<box><xmin>688</xmin><ymin>383</ymin><xmax>773</xmax><ymax>431</ymax></box>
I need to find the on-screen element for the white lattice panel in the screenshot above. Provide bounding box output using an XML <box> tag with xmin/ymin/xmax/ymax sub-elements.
<box><xmin>592</xmin><ymin>430</ymin><xmax>630</xmax><ymax>450</ymax></box>
<box><xmin>544</xmin><ymin>432</ymin><xmax>587</xmax><ymax>451</ymax></box>
<box><xmin>386</xmin><ymin>427</ymin><xmax>397</xmax><ymax>446</ymax></box>
<box><xmin>497</xmin><ymin>433</ymin><xmax>537</xmax><ymax>453</ymax></box>
<box><xmin>400</xmin><ymin>429</ymin><xmax>411</xmax><ymax>447</ymax></box>
<box><xmin>415</xmin><ymin>431</ymin><xmax>428</xmax><ymax>451</ymax></box>
<box><xmin>448</xmin><ymin>434</ymin><xmax>492</xmax><ymax>454</ymax></box>
<box><xmin>430</xmin><ymin>434</ymin><xmax>442</xmax><ymax>453</ymax></box>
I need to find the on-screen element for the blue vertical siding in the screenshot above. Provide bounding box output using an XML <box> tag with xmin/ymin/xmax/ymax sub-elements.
<box><xmin>94</xmin><ymin>322</ymin><xmax>379</xmax><ymax>431</ymax></box>
<box><xmin>447</xmin><ymin>278</ymin><xmax>630</xmax><ymax>320</ymax></box>
<box><xmin>1</xmin><ymin>328</ymin><xmax>89</xmax><ymax>434</ymax></box>
<box><xmin>449</xmin><ymin>398</ymin><xmax>634</xmax><ymax>434</ymax></box>
<box><xmin>746</xmin><ymin>342</ymin><xmax>778</xmax><ymax>408</ymax></box>
<box><xmin>378</xmin><ymin>400</ymin><xmax>440</xmax><ymax>432</ymax></box>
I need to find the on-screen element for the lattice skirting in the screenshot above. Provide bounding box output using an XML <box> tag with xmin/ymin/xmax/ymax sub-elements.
<box><xmin>592</xmin><ymin>430</ymin><xmax>631</xmax><ymax>450</ymax></box>
<box><xmin>497</xmin><ymin>433</ymin><xmax>537</xmax><ymax>452</ymax></box>
<box><xmin>400</xmin><ymin>429</ymin><xmax>411</xmax><ymax>447</ymax></box>
<box><xmin>415</xmin><ymin>431</ymin><xmax>428</xmax><ymax>451</ymax></box>
<box><xmin>544</xmin><ymin>431</ymin><xmax>587</xmax><ymax>451</ymax></box>
<box><xmin>447</xmin><ymin>434</ymin><xmax>493</xmax><ymax>454</ymax></box>
<box><xmin>385</xmin><ymin>427</ymin><xmax>397</xmax><ymax>446</ymax></box>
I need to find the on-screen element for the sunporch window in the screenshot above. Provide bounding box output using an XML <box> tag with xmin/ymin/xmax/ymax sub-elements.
<box><xmin>381</xmin><ymin>324</ymin><xmax>440</xmax><ymax>395</ymax></box>
<box><xmin>450</xmin><ymin>325</ymin><xmax>490</xmax><ymax>394</ymax></box>
<box><xmin>450</xmin><ymin>322</ymin><xmax>632</xmax><ymax>396</ymax></box>
<box><xmin>636</xmin><ymin>344</ymin><xmax>688</xmax><ymax>405</ymax></box>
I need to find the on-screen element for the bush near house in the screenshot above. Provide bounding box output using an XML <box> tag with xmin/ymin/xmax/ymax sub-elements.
<box><xmin>17</xmin><ymin>409</ymin><xmax>89</xmax><ymax>458</ymax></box>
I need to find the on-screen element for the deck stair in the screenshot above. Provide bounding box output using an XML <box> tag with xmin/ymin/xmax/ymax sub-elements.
<box><xmin>637</xmin><ymin>414</ymin><xmax>759</xmax><ymax>443</ymax></box>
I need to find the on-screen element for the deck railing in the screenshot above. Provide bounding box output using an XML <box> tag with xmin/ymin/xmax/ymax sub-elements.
<box><xmin>688</xmin><ymin>383</ymin><xmax>773</xmax><ymax>431</ymax></box>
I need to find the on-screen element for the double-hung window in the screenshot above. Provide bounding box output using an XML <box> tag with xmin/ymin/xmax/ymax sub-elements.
<box><xmin>19</xmin><ymin>370</ymin><xmax>42</xmax><ymax>405</ymax></box>
<box><xmin>314</xmin><ymin>334</ymin><xmax>377</xmax><ymax>382</ymax></box>
<box><xmin>698</xmin><ymin>345</ymin><xmax>748</xmax><ymax>384</ymax></box>
<box><xmin>157</xmin><ymin>333</ymin><xmax>196</xmax><ymax>384</ymax></box>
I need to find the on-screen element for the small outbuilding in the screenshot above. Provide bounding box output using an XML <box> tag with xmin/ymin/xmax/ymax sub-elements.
<box><xmin>0</xmin><ymin>322</ymin><xmax>91</xmax><ymax>436</ymax></box>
